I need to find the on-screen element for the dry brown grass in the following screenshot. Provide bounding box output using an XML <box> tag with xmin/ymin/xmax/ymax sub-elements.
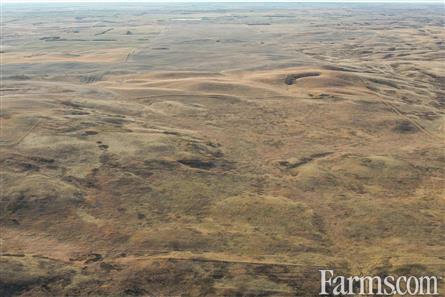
<box><xmin>1</xmin><ymin>3</ymin><xmax>444</xmax><ymax>296</ymax></box>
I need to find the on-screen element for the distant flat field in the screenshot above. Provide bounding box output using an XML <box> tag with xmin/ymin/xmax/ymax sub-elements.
<box><xmin>1</xmin><ymin>3</ymin><xmax>444</xmax><ymax>296</ymax></box>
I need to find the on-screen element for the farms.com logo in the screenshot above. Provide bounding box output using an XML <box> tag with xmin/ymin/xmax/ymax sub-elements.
<box><xmin>320</xmin><ymin>270</ymin><xmax>442</xmax><ymax>296</ymax></box>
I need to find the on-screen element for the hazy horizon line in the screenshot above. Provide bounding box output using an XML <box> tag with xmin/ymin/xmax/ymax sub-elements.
<box><xmin>2</xmin><ymin>0</ymin><xmax>443</xmax><ymax>3</ymax></box>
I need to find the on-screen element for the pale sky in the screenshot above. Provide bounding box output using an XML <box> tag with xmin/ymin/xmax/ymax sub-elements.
<box><xmin>2</xmin><ymin>0</ymin><xmax>443</xmax><ymax>3</ymax></box>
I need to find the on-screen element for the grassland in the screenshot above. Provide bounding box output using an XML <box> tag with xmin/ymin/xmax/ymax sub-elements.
<box><xmin>0</xmin><ymin>3</ymin><xmax>444</xmax><ymax>296</ymax></box>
